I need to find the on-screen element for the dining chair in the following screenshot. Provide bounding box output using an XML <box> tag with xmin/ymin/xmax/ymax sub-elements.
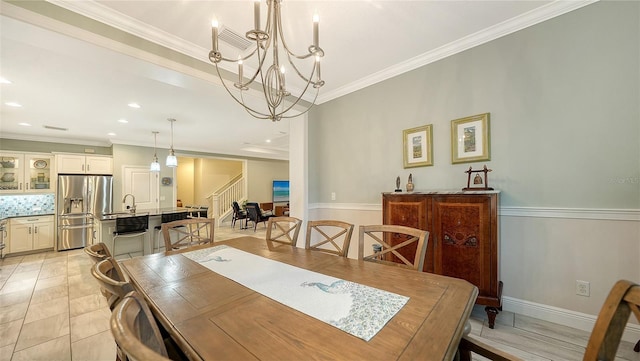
<box><xmin>83</xmin><ymin>242</ymin><xmax>112</xmax><ymax>263</ymax></box>
<box><xmin>91</xmin><ymin>257</ymin><xmax>134</xmax><ymax>310</ymax></box>
<box><xmin>358</xmin><ymin>224</ymin><xmax>429</xmax><ymax>271</ymax></box>
<box><xmin>151</xmin><ymin>211</ymin><xmax>189</xmax><ymax>253</ymax></box>
<box><xmin>110</xmin><ymin>291</ymin><xmax>172</xmax><ymax>361</ymax></box>
<box><xmin>458</xmin><ymin>279</ymin><xmax>640</xmax><ymax>361</ymax></box>
<box><xmin>583</xmin><ymin>279</ymin><xmax>640</xmax><ymax>360</ymax></box>
<box><xmin>305</xmin><ymin>220</ymin><xmax>354</xmax><ymax>257</ymax></box>
<box><xmin>246</xmin><ymin>202</ymin><xmax>273</xmax><ymax>231</ymax></box>
<box><xmin>162</xmin><ymin>217</ymin><xmax>214</xmax><ymax>251</ymax></box>
<box><xmin>232</xmin><ymin>201</ymin><xmax>248</xmax><ymax>229</ymax></box>
<box><xmin>266</xmin><ymin>216</ymin><xmax>302</xmax><ymax>250</ymax></box>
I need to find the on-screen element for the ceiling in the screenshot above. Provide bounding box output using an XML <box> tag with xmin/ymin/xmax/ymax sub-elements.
<box><xmin>0</xmin><ymin>0</ymin><xmax>595</xmax><ymax>160</ymax></box>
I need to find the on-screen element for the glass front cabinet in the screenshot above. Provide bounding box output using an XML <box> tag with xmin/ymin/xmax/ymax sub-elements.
<box><xmin>0</xmin><ymin>153</ymin><xmax>53</xmax><ymax>193</ymax></box>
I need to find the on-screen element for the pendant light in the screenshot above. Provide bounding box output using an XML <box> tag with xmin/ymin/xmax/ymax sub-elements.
<box><xmin>150</xmin><ymin>131</ymin><xmax>161</xmax><ymax>172</ymax></box>
<box><xmin>166</xmin><ymin>118</ymin><xmax>178</xmax><ymax>167</ymax></box>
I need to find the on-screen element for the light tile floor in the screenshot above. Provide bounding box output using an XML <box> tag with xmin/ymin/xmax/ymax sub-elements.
<box><xmin>1</xmin><ymin>223</ymin><xmax>638</xmax><ymax>361</ymax></box>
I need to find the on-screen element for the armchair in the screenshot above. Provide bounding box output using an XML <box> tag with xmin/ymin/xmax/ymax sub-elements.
<box><xmin>245</xmin><ymin>202</ymin><xmax>274</xmax><ymax>231</ymax></box>
<box><xmin>232</xmin><ymin>201</ymin><xmax>248</xmax><ymax>229</ymax></box>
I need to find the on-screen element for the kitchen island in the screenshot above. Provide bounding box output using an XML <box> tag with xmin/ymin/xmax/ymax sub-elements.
<box><xmin>95</xmin><ymin>207</ymin><xmax>206</xmax><ymax>258</ymax></box>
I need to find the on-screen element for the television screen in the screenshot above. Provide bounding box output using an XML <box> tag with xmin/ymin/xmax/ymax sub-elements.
<box><xmin>272</xmin><ymin>180</ymin><xmax>290</xmax><ymax>203</ymax></box>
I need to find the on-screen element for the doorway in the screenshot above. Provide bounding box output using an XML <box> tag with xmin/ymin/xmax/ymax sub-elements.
<box><xmin>122</xmin><ymin>166</ymin><xmax>159</xmax><ymax>211</ymax></box>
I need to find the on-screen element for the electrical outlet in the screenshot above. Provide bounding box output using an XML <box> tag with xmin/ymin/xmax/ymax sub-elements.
<box><xmin>331</xmin><ymin>192</ymin><xmax>336</xmax><ymax>201</ymax></box>
<box><xmin>576</xmin><ymin>280</ymin><xmax>590</xmax><ymax>297</ymax></box>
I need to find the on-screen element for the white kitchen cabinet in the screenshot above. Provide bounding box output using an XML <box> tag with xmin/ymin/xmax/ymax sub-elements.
<box><xmin>0</xmin><ymin>152</ymin><xmax>53</xmax><ymax>193</ymax></box>
<box><xmin>8</xmin><ymin>215</ymin><xmax>54</xmax><ymax>254</ymax></box>
<box><xmin>56</xmin><ymin>154</ymin><xmax>113</xmax><ymax>175</ymax></box>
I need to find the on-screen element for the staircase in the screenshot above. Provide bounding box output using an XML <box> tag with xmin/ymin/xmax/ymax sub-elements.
<box><xmin>207</xmin><ymin>175</ymin><xmax>246</xmax><ymax>227</ymax></box>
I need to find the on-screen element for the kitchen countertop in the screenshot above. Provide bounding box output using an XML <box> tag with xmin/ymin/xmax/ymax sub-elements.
<box><xmin>1</xmin><ymin>212</ymin><xmax>55</xmax><ymax>222</ymax></box>
<box><xmin>98</xmin><ymin>207</ymin><xmax>203</xmax><ymax>221</ymax></box>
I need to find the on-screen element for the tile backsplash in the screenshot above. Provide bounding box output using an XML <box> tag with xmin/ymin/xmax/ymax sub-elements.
<box><xmin>0</xmin><ymin>194</ymin><xmax>55</xmax><ymax>218</ymax></box>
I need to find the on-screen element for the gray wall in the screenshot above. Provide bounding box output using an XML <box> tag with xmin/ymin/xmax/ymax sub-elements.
<box><xmin>246</xmin><ymin>158</ymin><xmax>289</xmax><ymax>204</ymax></box>
<box><xmin>309</xmin><ymin>1</ymin><xmax>639</xmax><ymax>209</ymax></box>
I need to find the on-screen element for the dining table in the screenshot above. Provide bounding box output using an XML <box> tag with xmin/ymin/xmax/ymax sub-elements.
<box><xmin>119</xmin><ymin>236</ymin><xmax>479</xmax><ymax>361</ymax></box>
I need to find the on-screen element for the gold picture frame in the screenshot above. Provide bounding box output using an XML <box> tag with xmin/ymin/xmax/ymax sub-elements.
<box><xmin>403</xmin><ymin>125</ymin><xmax>433</xmax><ymax>168</ymax></box>
<box><xmin>451</xmin><ymin>113</ymin><xmax>490</xmax><ymax>164</ymax></box>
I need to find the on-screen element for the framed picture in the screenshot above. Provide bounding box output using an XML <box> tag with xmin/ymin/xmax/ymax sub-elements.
<box><xmin>403</xmin><ymin>125</ymin><xmax>433</xmax><ymax>168</ymax></box>
<box><xmin>451</xmin><ymin>113</ymin><xmax>490</xmax><ymax>164</ymax></box>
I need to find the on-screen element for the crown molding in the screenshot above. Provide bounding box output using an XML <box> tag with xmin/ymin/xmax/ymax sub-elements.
<box><xmin>0</xmin><ymin>133</ymin><xmax>112</xmax><ymax>147</ymax></box>
<box><xmin>317</xmin><ymin>0</ymin><xmax>598</xmax><ymax>104</ymax></box>
<box><xmin>49</xmin><ymin>0</ymin><xmax>206</xmax><ymax>62</ymax></box>
<box><xmin>47</xmin><ymin>0</ymin><xmax>598</xmax><ymax>105</ymax></box>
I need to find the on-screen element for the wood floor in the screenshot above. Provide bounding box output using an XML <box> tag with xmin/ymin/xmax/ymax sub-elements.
<box><xmin>1</xmin><ymin>223</ymin><xmax>638</xmax><ymax>361</ymax></box>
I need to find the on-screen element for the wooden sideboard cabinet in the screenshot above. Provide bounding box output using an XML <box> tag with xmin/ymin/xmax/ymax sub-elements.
<box><xmin>382</xmin><ymin>191</ymin><xmax>502</xmax><ymax>328</ymax></box>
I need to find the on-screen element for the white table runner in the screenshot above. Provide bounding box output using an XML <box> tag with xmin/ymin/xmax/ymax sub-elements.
<box><xmin>182</xmin><ymin>245</ymin><xmax>409</xmax><ymax>341</ymax></box>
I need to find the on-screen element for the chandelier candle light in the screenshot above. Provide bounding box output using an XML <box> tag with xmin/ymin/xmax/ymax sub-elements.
<box><xmin>209</xmin><ymin>0</ymin><xmax>325</xmax><ymax>122</ymax></box>
<box><xmin>150</xmin><ymin>131</ymin><xmax>161</xmax><ymax>172</ymax></box>
<box><xmin>166</xmin><ymin>118</ymin><xmax>178</xmax><ymax>168</ymax></box>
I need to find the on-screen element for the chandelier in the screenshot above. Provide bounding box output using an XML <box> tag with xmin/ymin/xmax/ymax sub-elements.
<box><xmin>208</xmin><ymin>0</ymin><xmax>325</xmax><ymax>122</ymax></box>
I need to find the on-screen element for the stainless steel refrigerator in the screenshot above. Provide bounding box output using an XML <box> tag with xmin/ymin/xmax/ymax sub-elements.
<box><xmin>57</xmin><ymin>175</ymin><xmax>113</xmax><ymax>251</ymax></box>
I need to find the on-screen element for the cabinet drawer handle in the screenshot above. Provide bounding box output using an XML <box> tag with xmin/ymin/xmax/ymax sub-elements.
<box><xmin>34</xmin><ymin>226</ymin><xmax>38</xmax><ymax>234</ymax></box>
<box><xmin>87</xmin><ymin>164</ymin><xmax>90</xmax><ymax>171</ymax></box>
<box><xmin>28</xmin><ymin>227</ymin><xmax>32</xmax><ymax>234</ymax></box>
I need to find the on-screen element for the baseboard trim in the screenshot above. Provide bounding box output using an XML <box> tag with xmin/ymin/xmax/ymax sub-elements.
<box><xmin>502</xmin><ymin>296</ymin><xmax>640</xmax><ymax>343</ymax></box>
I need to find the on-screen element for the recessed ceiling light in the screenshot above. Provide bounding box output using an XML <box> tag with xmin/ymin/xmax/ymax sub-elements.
<box><xmin>18</xmin><ymin>122</ymin><xmax>32</xmax><ymax>127</ymax></box>
<box><xmin>0</xmin><ymin>77</ymin><xmax>11</xmax><ymax>84</ymax></box>
<box><xmin>5</xmin><ymin>102</ymin><xmax>22</xmax><ymax>107</ymax></box>
<box><xmin>108</xmin><ymin>132</ymin><xmax>116</xmax><ymax>136</ymax></box>
<box><xmin>118</xmin><ymin>119</ymin><xmax>128</xmax><ymax>123</ymax></box>
<box><xmin>266</xmin><ymin>139</ymin><xmax>271</xmax><ymax>143</ymax></box>
<box><xmin>128</xmin><ymin>103</ymin><xmax>141</xmax><ymax>109</ymax></box>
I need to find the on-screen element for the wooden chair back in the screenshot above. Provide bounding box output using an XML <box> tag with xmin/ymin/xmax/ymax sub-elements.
<box><xmin>266</xmin><ymin>216</ymin><xmax>302</xmax><ymax>250</ymax></box>
<box><xmin>84</xmin><ymin>242</ymin><xmax>112</xmax><ymax>264</ymax></box>
<box><xmin>583</xmin><ymin>280</ymin><xmax>640</xmax><ymax>360</ymax></box>
<box><xmin>110</xmin><ymin>291</ymin><xmax>171</xmax><ymax>361</ymax></box>
<box><xmin>305</xmin><ymin>220</ymin><xmax>354</xmax><ymax>257</ymax></box>
<box><xmin>91</xmin><ymin>258</ymin><xmax>134</xmax><ymax>310</ymax></box>
<box><xmin>162</xmin><ymin>217</ymin><xmax>214</xmax><ymax>251</ymax></box>
<box><xmin>458</xmin><ymin>280</ymin><xmax>640</xmax><ymax>361</ymax></box>
<box><xmin>358</xmin><ymin>225</ymin><xmax>429</xmax><ymax>271</ymax></box>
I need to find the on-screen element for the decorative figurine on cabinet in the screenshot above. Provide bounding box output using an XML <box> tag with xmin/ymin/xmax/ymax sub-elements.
<box><xmin>406</xmin><ymin>174</ymin><xmax>414</xmax><ymax>192</ymax></box>
<box><xmin>395</xmin><ymin>176</ymin><xmax>402</xmax><ymax>192</ymax></box>
<box><xmin>463</xmin><ymin>165</ymin><xmax>494</xmax><ymax>191</ymax></box>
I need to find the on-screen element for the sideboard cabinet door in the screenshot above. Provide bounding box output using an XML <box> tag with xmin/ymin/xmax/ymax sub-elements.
<box><xmin>382</xmin><ymin>194</ymin><xmax>433</xmax><ymax>272</ymax></box>
<box><xmin>432</xmin><ymin>195</ymin><xmax>496</xmax><ymax>301</ymax></box>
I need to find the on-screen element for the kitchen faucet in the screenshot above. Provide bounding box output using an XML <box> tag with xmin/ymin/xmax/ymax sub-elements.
<box><xmin>122</xmin><ymin>193</ymin><xmax>136</xmax><ymax>214</ymax></box>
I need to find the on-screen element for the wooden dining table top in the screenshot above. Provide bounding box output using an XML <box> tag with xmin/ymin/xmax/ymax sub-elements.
<box><xmin>119</xmin><ymin>236</ymin><xmax>479</xmax><ymax>361</ymax></box>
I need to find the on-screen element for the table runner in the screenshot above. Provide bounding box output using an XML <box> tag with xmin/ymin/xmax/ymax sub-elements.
<box><xmin>182</xmin><ymin>245</ymin><xmax>409</xmax><ymax>341</ymax></box>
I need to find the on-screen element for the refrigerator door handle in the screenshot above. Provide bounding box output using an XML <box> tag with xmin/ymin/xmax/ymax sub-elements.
<box><xmin>59</xmin><ymin>224</ymin><xmax>94</xmax><ymax>230</ymax></box>
<box><xmin>59</xmin><ymin>213</ymin><xmax>93</xmax><ymax>219</ymax></box>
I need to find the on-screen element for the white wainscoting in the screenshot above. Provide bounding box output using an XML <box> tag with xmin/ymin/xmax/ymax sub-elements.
<box><xmin>308</xmin><ymin>202</ymin><xmax>640</xmax><ymax>342</ymax></box>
